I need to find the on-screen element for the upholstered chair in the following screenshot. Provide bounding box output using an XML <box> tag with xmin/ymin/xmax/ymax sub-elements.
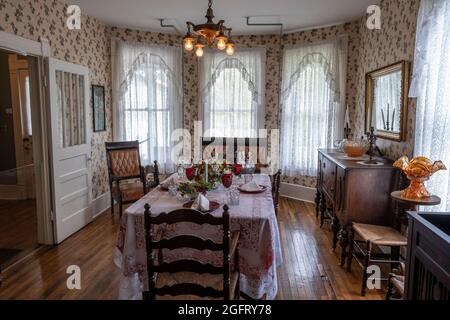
<box><xmin>105</xmin><ymin>141</ymin><xmax>159</xmax><ymax>217</ymax></box>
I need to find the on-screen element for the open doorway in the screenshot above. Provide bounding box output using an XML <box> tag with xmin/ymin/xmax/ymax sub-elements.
<box><xmin>0</xmin><ymin>49</ymin><xmax>40</xmax><ymax>268</ymax></box>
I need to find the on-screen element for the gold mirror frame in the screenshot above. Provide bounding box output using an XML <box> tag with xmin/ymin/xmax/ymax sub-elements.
<box><xmin>365</xmin><ymin>61</ymin><xmax>410</xmax><ymax>142</ymax></box>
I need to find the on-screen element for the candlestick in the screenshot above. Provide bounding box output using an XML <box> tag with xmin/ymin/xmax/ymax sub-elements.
<box><xmin>345</xmin><ymin>105</ymin><xmax>350</xmax><ymax>127</ymax></box>
<box><xmin>204</xmin><ymin>160</ymin><xmax>208</xmax><ymax>184</ymax></box>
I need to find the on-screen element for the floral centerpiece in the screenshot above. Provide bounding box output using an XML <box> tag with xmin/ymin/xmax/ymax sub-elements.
<box><xmin>178</xmin><ymin>160</ymin><xmax>232</xmax><ymax>199</ymax></box>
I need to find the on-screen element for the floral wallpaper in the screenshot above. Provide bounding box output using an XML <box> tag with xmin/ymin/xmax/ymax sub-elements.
<box><xmin>353</xmin><ymin>0</ymin><xmax>420</xmax><ymax>160</ymax></box>
<box><xmin>0</xmin><ymin>0</ymin><xmax>421</xmax><ymax>193</ymax></box>
<box><xmin>0</xmin><ymin>0</ymin><xmax>112</xmax><ymax>198</ymax></box>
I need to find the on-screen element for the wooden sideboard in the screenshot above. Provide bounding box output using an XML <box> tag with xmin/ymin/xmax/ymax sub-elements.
<box><xmin>315</xmin><ymin>149</ymin><xmax>398</xmax><ymax>265</ymax></box>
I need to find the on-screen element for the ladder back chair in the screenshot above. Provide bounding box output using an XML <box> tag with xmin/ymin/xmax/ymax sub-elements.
<box><xmin>143</xmin><ymin>204</ymin><xmax>240</xmax><ymax>300</ymax></box>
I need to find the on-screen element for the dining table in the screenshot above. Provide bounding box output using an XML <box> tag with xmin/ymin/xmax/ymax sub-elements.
<box><xmin>114</xmin><ymin>173</ymin><xmax>283</xmax><ymax>300</ymax></box>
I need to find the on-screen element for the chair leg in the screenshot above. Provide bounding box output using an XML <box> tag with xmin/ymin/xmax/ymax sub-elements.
<box><xmin>346</xmin><ymin>230</ymin><xmax>354</xmax><ymax>272</ymax></box>
<box><xmin>319</xmin><ymin>195</ymin><xmax>326</xmax><ymax>227</ymax></box>
<box><xmin>361</xmin><ymin>241</ymin><xmax>371</xmax><ymax>296</ymax></box>
<box><xmin>235</xmin><ymin>248</ymin><xmax>240</xmax><ymax>300</ymax></box>
<box><xmin>386</xmin><ymin>274</ymin><xmax>394</xmax><ymax>300</ymax></box>
<box><xmin>110</xmin><ymin>195</ymin><xmax>114</xmax><ymax>215</ymax></box>
<box><xmin>119</xmin><ymin>201</ymin><xmax>123</xmax><ymax>218</ymax></box>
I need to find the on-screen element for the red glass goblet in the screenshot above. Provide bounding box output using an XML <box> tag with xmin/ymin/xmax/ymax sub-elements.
<box><xmin>233</xmin><ymin>164</ymin><xmax>242</xmax><ymax>175</ymax></box>
<box><xmin>222</xmin><ymin>173</ymin><xmax>233</xmax><ymax>189</ymax></box>
<box><xmin>185</xmin><ymin>167</ymin><xmax>196</xmax><ymax>181</ymax></box>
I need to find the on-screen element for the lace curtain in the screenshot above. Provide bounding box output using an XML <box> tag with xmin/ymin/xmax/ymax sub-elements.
<box><xmin>410</xmin><ymin>0</ymin><xmax>450</xmax><ymax>211</ymax></box>
<box><xmin>113</xmin><ymin>41</ymin><xmax>182</xmax><ymax>173</ymax></box>
<box><xmin>199</xmin><ymin>48</ymin><xmax>266</xmax><ymax>138</ymax></box>
<box><xmin>280</xmin><ymin>38</ymin><xmax>347</xmax><ymax>177</ymax></box>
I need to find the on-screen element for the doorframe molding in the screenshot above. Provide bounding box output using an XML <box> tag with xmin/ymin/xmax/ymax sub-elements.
<box><xmin>0</xmin><ymin>31</ymin><xmax>53</xmax><ymax>245</ymax></box>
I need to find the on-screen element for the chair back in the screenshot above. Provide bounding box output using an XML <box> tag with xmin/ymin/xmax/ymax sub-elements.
<box><xmin>272</xmin><ymin>169</ymin><xmax>282</xmax><ymax>215</ymax></box>
<box><xmin>143</xmin><ymin>204</ymin><xmax>232</xmax><ymax>300</ymax></box>
<box><xmin>105</xmin><ymin>141</ymin><xmax>142</xmax><ymax>179</ymax></box>
<box><xmin>201</xmin><ymin>137</ymin><xmax>268</xmax><ymax>173</ymax></box>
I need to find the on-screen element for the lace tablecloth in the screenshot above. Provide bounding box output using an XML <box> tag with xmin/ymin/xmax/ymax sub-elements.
<box><xmin>114</xmin><ymin>174</ymin><xmax>283</xmax><ymax>299</ymax></box>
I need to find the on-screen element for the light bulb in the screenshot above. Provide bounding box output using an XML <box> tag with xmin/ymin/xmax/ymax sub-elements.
<box><xmin>217</xmin><ymin>37</ymin><xmax>226</xmax><ymax>50</ymax></box>
<box><xmin>226</xmin><ymin>43</ymin><xmax>235</xmax><ymax>56</ymax></box>
<box><xmin>183</xmin><ymin>36</ymin><xmax>194</xmax><ymax>52</ymax></box>
<box><xmin>195</xmin><ymin>45</ymin><xmax>204</xmax><ymax>57</ymax></box>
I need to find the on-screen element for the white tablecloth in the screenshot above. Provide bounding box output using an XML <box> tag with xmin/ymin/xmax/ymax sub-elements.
<box><xmin>114</xmin><ymin>174</ymin><xmax>283</xmax><ymax>299</ymax></box>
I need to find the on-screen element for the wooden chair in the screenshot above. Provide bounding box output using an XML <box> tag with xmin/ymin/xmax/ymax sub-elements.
<box><xmin>145</xmin><ymin>161</ymin><xmax>160</xmax><ymax>189</ymax></box>
<box><xmin>143</xmin><ymin>204</ymin><xmax>240</xmax><ymax>300</ymax></box>
<box><xmin>346</xmin><ymin>222</ymin><xmax>407</xmax><ymax>296</ymax></box>
<box><xmin>386</xmin><ymin>262</ymin><xmax>405</xmax><ymax>300</ymax></box>
<box><xmin>105</xmin><ymin>141</ymin><xmax>155</xmax><ymax>217</ymax></box>
<box><xmin>271</xmin><ymin>170</ymin><xmax>282</xmax><ymax>216</ymax></box>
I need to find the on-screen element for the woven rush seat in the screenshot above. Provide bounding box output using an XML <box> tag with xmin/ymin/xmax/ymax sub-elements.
<box><xmin>352</xmin><ymin>223</ymin><xmax>407</xmax><ymax>247</ymax></box>
<box><xmin>347</xmin><ymin>222</ymin><xmax>408</xmax><ymax>296</ymax></box>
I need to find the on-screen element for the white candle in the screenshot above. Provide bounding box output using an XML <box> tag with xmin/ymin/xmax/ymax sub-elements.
<box><xmin>345</xmin><ymin>105</ymin><xmax>350</xmax><ymax>126</ymax></box>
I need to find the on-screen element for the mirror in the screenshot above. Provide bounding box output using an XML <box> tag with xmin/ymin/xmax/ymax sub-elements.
<box><xmin>365</xmin><ymin>61</ymin><xmax>410</xmax><ymax>141</ymax></box>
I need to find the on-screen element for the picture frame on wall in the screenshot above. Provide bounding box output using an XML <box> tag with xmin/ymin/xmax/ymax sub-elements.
<box><xmin>92</xmin><ymin>84</ymin><xmax>106</xmax><ymax>132</ymax></box>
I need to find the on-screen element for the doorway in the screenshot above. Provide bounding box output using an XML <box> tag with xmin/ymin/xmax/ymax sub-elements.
<box><xmin>0</xmin><ymin>49</ymin><xmax>40</xmax><ymax>268</ymax></box>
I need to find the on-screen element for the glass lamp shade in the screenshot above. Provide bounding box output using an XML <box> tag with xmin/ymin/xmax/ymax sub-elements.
<box><xmin>183</xmin><ymin>35</ymin><xmax>194</xmax><ymax>51</ymax></box>
<box><xmin>195</xmin><ymin>44</ymin><xmax>204</xmax><ymax>57</ymax></box>
<box><xmin>216</xmin><ymin>35</ymin><xmax>227</xmax><ymax>50</ymax></box>
<box><xmin>226</xmin><ymin>42</ymin><xmax>235</xmax><ymax>56</ymax></box>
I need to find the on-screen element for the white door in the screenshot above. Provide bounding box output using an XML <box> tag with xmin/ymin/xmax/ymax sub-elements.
<box><xmin>48</xmin><ymin>58</ymin><xmax>92</xmax><ymax>243</ymax></box>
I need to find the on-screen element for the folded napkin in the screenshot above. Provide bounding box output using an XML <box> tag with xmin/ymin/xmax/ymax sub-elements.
<box><xmin>241</xmin><ymin>180</ymin><xmax>262</xmax><ymax>192</ymax></box>
<box><xmin>191</xmin><ymin>194</ymin><xmax>210</xmax><ymax>211</ymax></box>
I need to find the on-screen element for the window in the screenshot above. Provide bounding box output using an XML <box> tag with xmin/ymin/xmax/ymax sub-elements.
<box><xmin>410</xmin><ymin>0</ymin><xmax>450</xmax><ymax>211</ymax></box>
<box><xmin>280</xmin><ymin>39</ymin><xmax>347</xmax><ymax>177</ymax></box>
<box><xmin>114</xmin><ymin>41</ymin><xmax>182</xmax><ymax>173</ymax></box>
<box><xmin>200</xmin><ymin>49</ymin><xmax>265</xmax><ymax>138</ymax></box>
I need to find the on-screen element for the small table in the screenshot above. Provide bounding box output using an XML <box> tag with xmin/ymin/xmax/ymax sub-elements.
<box><xmin>388</xmin><ymin>192</ymin><xmax>441</xmax><ymax>284</ymax></box>
<box><xmin>390</xmin><ymin>191</ymin><xmax>441</xmax><ymax>233</ymax></box>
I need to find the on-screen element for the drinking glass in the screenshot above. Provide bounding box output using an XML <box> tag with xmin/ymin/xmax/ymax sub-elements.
<box><xmin>168</xmin><ymin>180</ymin><xmax>178</xmax><ymax>196</ymax></box>
<box><xmin>222</xmin><ymin>173</ymin><xmax>233</xmax><ymax>189</ymax></box>
<box><xmin>228</xmin><ymin>187</ymin><xmax>240</xmax><ymax>206</ymax></box>
<box><xmin>177</xmin><ymin>163</ymin><xmax>185</xmax><ymax>179</ymax></box>
<box><xmin>233</xmin><ymin>164</ymin><xmax>242</xmax><ymax>176</ymax></box>
<box><xmin>185</xmin><ymin>166</ymin><xmax>196</xmax><ymax>181</ymax></box>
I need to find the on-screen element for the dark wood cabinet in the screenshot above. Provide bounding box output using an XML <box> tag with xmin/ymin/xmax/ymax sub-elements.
<box><xmin>405</xmin><ymin>212</ymin><xmax>450</xmax><ymax>300</ymax></box>
<box><xmin>315</xmin><ymin>149</ymin><xmax>398</xmax><ymax>265</ymax></box>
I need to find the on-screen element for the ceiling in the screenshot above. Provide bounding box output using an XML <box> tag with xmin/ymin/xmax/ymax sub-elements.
<box><xmin>68</xmin><ymin>0</ymin><xmax>379</xmax><ymax>35</ymax></box>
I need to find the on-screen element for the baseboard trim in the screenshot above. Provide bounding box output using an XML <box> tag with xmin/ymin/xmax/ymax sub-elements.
<box><xmin>92</xmin><ymin>191</ymin><xmax>111</xmax><ymax>219</ymax></box>
<box><xmin>280</xmin><ymin>183</ymin><xmax>316</xmax><ymax>203</ymax></box>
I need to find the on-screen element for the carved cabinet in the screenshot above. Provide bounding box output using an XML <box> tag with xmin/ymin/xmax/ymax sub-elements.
<box><xmin>315</xmin><ymin>149</ymin><xmax>398</xmax><ymax>265</ymax></box>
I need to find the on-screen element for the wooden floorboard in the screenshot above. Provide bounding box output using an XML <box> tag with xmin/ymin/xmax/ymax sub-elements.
<box><xmin>0</xmin><ymin>197</ymin><xmax>385</xmax><ymax>300</ymax></box>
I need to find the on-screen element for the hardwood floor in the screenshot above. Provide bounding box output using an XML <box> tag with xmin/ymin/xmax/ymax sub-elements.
<box><xmin>0</xmin><ymin>199</ymin><xmax>38</xmax><ymax>267</ymax></box>
<box><xmin>275</xmin><ymin>198</ymin><xmax>383</xmax><ymax>300</ymax></box>
<box><xmin>0</xmin><ymin>197</ymin><xmax>384</xmax><ymax>300</ymax></box>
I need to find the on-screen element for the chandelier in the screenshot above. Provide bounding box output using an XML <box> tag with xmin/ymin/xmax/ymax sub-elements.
<box><xmin>183</xmin><ymin>0</ymin><xmax>235</xmax><ymax>57</ymax></box>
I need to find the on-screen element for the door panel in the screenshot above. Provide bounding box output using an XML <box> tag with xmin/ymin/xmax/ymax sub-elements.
<box><xmin>48</xmin><ymin>58</ymin><xmax>91</xmax><ymax>243</ymax></box>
